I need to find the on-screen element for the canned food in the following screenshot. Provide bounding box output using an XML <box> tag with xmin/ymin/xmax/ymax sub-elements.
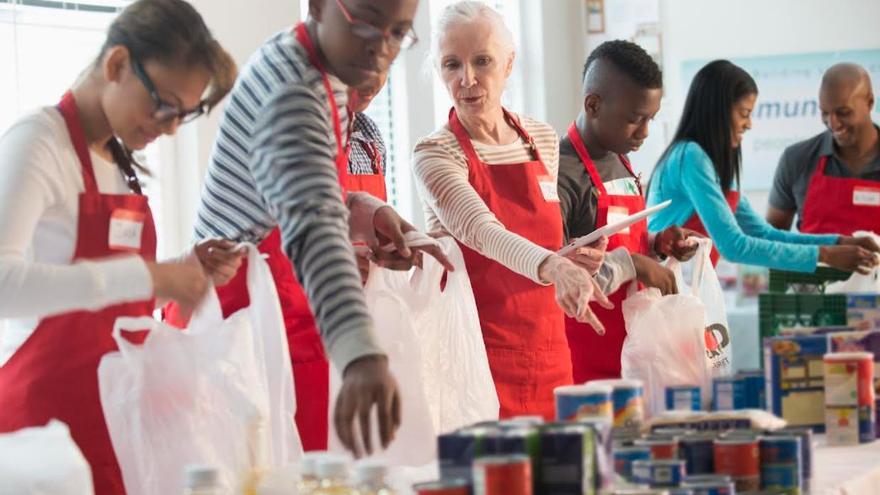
<box><xmin>737</xmin><ymin>369</ymin><xmax>766</xmax><ymax>409</ymax></box>
<box><xmin>824</xmin><ymin>352</ymin><xmax>876</xmax><ymax>445</ymax></box>
<box><xmin>540</xmin><ymin>424</ymin><xmax>599</xmax><ymax>494</ymax></box>
<box><xmin>678</xmin><ymin>433</ymin><xmax>716</xmax><ymax>475</ymax></box>
<box><xmin>413</xmin><ymin>479</ymin><xmax>470</xmax><ymax>495</ymax></box>
<box><xmin>605</xmin><ymin>488</ymin><xmax>663</xmax><ymax>495</ymax></box>
<box><xmin>554</xmin><ymin>384</ymin><xmax>613</xmax><ymax>423</ymax></box>
<box><xmin>613</xmin><ymin>445</ymin><xmax>651</xmax><ymax>480</ymax></box>
<box><xmin>760</xmin><ymin>435</ymin><xmax>802</xmax><ymax>494</ymax></box>
<box><xmin>473</xmin><ymin>455</ymin><xmax>532</xmax><ymax>495</ymax></box>
<box><xmin>653</xmin><ymin>427</ymin><xmax>694</xmax><ymax>438</ymax></box>
<box><xmin>768</xmin><ymin>427</ymin><xmax>813</xmax><ymax>490</ymax></box>
<box><xmin>438</xmin><ymin>428</ymin><xmax>495</xmax><ymax>482</ymax></box>
<box><xmin>681</xmin><ymin>480</ymin><xmax>735</xmax><ymax>495</ymax></box>
<box><xmin>589</xmin><ymin>378</ymin><xmax>646</xmax><ymax>432</ymax></box>
<box><xmin>495</xmin><ymin>427</ymin><xmax>541</xmax><ymax>492</ymax></box>
<box><xmin>713</xmin><ymin>437</ymin><xmax>760</xmax><ymax>492</ymax></box>
<box><xmin>665</xmin><ymin>386</ymin><xmax>701</xmax><ymax>411</ymax></box>
<box><xmin>631</xmin><ymin>459</ymin><xmax>686</xmax><ymax>487</ymax></box>
<box><xmin>635</xmin><ymin>436</ymin><xmax>678</xmax><ymax>460</ymax></box>
<box><xmin>712</xmin><ymin>376</ymin><xmax>745</xmax><ymax>411</ymax></box>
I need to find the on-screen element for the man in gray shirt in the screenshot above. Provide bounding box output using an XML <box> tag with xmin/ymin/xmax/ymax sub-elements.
<box><xmin>767</xmin><ymin>63</ymin><xmax>880</xmax><ymax>234</ymax></box>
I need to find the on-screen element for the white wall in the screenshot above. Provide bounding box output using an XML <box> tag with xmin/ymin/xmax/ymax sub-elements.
<box><xmin>158</xmin><ymin>0</ymin><xmax>300</xmax><ymax>253</ymax></box>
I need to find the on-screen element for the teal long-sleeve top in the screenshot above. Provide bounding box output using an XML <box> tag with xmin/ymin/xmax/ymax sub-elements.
<box><xmin>646</xmin><ymin>141</ymin><xmax>839</xmax><ymax>272</ymax></box>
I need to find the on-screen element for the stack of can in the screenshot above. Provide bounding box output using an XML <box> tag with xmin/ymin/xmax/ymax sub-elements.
<box><xmin>433</xmin><ymin>417</ymin><xmax>611</xmax><ymax>495</ymax></box>
<box><xmin>590</xmin><ymin>378</ymin><xmax>646</xmax><ymax>434</ymax></box>
<box><xmin>823</xmin><ymin>351</ymin><xmax>876</xmax><ymax>445</ymax></box>
<box><xmin>760</xmin><ymin>435</ymin><xmax>803</xmax><ymax>494</ymax></box>
<box><xmin>713</xmin><ymin>433</ymin><xmax>760</xmax><ymax>492</ymax></box>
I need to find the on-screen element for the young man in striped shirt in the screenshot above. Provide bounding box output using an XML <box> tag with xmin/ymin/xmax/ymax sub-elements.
<box><xmin>191</xmin><ymin>0</ymin><xmax>424</xmax><ymax>456</ymax></box>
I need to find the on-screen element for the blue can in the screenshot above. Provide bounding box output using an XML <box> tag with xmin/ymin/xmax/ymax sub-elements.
<box><xmin>631</xmin><ymin>459</ymin><xmax>686</xmax><ymax>487</ymax></box>
<box><xmin>682</xmin><ymin>481</ymin><xmax>735</xmax><ymax>495</ymax></box>
<box><xmin>589</xmin><ymin>378</ymin><xmax>646</xmax><ymax>433</ymax></box>
<box><xmin>665</xmin><ymin>385</ymin><xmax>701</xmax><ymax>411</ymax></box>
<box><xmin>678</xmin><ymin>433</ymin><xmax>716</xmax><ymax>474</ymax></box>
<box><xmin>769</xmin><ymin>427</ymin><xmax>813</xmax><ymax>490</ymax></box>
<box><xmin>737</xmin><ymin>369</ymin><xmax>766</xmax><ymax>409</ymax></box>
<box><xmin>540</xmin><ymin>424</ymin><xmax>599</xmax><ymax>494</ymax></box>
<box><xmin>437</xmin><ymin>427</ymin><xmax>496</xmax><ymax>482</ymax></box>
<box><xmin>712</xmin><ymin>376</ymin><xmax>745</xmax><ymax>411</ymax></box>
<box><xmin>554</xmin><ymin>384</ymin><xmax>613</xmax><ymax>423</ymax></box>
<box><xmin>613</xmin><ymin>445</ymin><xmax>650</xmax><ymax>480</ymax></box>
<box><xmin>760</xmin><ymin>435</ymin><xmax>802</xmax><ymax>494</ymax></box>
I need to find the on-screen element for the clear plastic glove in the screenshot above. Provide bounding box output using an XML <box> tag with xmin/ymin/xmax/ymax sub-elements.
<box><xmin>563</xmin><ymin>236</ymin><xmax>608</xmax><ymax>275</ymax></box>
<box><xmin>539</xmin><ymin>255</ymin><xmax>614</xmax><ymax>334</ymax></box>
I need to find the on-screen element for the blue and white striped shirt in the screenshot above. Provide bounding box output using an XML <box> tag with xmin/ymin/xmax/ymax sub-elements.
<box><xmin>193</xmin><ymin>29</ymin><xmax>382</xmax><ymax>370</ymax></box>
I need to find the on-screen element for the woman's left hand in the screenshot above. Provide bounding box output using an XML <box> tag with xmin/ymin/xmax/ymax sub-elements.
<box><xmin>839</xmin><ymin>235</ymin><xmax>880</xmax><ymax>254</ymax></box>
<box><xmin>194</xmin><ymin>239</ymin><xmax>246</xmax><ymax>287</ymax></box>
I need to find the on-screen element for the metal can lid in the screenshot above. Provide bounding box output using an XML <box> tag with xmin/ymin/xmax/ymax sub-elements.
<box><xmin>824</xmin><ymin>351</ymin><xmax>875</xmax><ymax>361</ymax></box>
<box><xmin>554</xmin><ymin>383</ymin><xmax>613</xmax><ymax>395</ymax></box>
<box><xmin>679</xmin><ymin>432</ymin><xmax>717</xmax><ymax>443</ymax></box>
<box><xmin>632</xmin><ymin>458</ymin><xmax>686</xmax><ymax>467</ymax></box>
<box><xmin>683</xmin><ymin>473</ymin><xmax>732</xmax><ymax>483</ymax></box>
<box><xmin>473</xmin><ymin>454</ymin><xmax>531</xmax><ymax>466</ymax></box>
<box><xmin>413</xmin><ymin>478</ymin><xmax>470</xmax><ymax>490</ymax></box>
<box><xmin>588</xmin><ymin>378</ymin><xmax>645</xmax><ymax>390</ymax></box>
<box><xmin>714</xmin><ymin>435</ymin><xmax>758</xmax><ymax>445</ymax></box>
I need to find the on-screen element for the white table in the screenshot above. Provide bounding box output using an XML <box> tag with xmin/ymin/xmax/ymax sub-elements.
<box><xmin>813</xmin><ymin>435</ymin><xmax>880</xmax><ymax>494</ymax></box>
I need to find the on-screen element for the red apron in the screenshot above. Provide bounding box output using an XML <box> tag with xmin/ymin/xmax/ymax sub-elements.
<box><xmin>683</xmin><ymin>190</ymin><xmax>740</xmax><ymax>266</ymax></box>
<box><xmin>0</xmin><ymin>91</ymin><xmax>156</xmax><ymax>495</ymax></box>
<box><xmin>800</xmin><ymin>155</ymin><xmax>880</xmax><ymax>235</ymax></box>
<box><xmin>449</xmin><ymin>108</ymin><xmax>571</xmax><ymax>419</ymax></box>
<box><xmin>563</xmin><ymin>124</ymin><xmax>650</xmax><ymax>383</ymax></box>
<box><xmin>167</xmin><ymin>23</ymin><xmax>385</xmax><ymax>452</ymax></box>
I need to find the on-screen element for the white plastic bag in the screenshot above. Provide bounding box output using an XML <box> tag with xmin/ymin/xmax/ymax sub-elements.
<box><xmin>328</xmin><ymin>238</ymin><xmax>497</xmax><ymax>465</ymax></box>
<box><xmin>621</xmin><ymin>287</ymin><xmax>711</xmax><ymax>417</ymax></box>
<box><xmin>99</xmin><ymin>245</ymin><xmax>301</xmax><ymax>495</ymax></box>
<box><xmin>408</xmin><ymin>237</ymin><xmax>498</xmax><ymax>433</ymax></box>
<box><xmin>668</xmin><ymin>237</ymin><xmax>733</xmax><ymax>377</ymax></box>
<box><xmin>0</xmin><ymin>420</ymin><xmax>94</xmax><ymax>495</ymax></box>
<box><xmin>827</xmin><ymin>231</ymin><xmax>880</xmax><ymax>294</ymax></box>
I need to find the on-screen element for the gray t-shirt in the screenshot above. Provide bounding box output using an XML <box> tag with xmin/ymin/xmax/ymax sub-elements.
<box><xmin>557</xmin><ymin>135</ymin><xmax>640</xmax><ymax>294</ymax></box>
<box><xmin>769</xmin><ymin>125</ymin><xmax>880</xmax><ymax>229</ymax></box>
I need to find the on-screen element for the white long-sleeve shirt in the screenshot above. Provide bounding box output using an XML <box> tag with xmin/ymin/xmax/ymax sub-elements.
<box><xmin>0</xmin><ymin>107</ymin><xmax>153</xmax><ymax>364</ymax></box>
<box><xmin>413</xmin><ymin>114</ymin><xmax>561</xmax><ymax>283</ymax></box>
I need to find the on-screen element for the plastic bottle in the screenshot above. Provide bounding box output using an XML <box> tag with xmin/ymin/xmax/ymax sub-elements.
<box><xmin>312</xmin><ymin>455</ymin><xmax>353</xmax><ymax>495</ymax></box>
<box><xmin>183</xmin><ymin>464</ymin><xmax>226</xmax><ymax>495</ymax></box>
<box><xmin>297</xmin><ymin>452</ymin><xmax>329</xmax><ymax>494</ymax></box>
<box><xmin>352</xmin><ymin>460</ymin><xmax>395</xmax><ymax>495</ymax></box>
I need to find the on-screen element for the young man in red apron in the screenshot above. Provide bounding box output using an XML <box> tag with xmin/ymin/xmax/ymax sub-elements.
<box><xmin>178</xmin><ymin>72</ymin><xmax>393</xmax><ymax>452</ymax></box>
<box><xmin>558</xmin><ymin>41</ymin><xmax>699</xmax><ymax>383</ymax></box>
<box><xmin>767</xmin><ymin>63</ymin><xmax>880</xmax><ymax>240</ymax></box>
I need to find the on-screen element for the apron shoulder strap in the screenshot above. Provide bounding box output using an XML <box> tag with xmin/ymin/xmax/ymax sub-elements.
<box><xmin>566</xmin><ymin>123</ymin><xmax>607</xmax><ymax>196</ymax></box>
<box><xmin>57</xmin><ymin>91</ymin><xmax>99</xmax><ymax>194</ymax></box>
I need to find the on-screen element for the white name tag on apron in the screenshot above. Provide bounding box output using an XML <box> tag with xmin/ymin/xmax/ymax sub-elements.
<box><xmin>853</xmin><ymin>186</ymin><xmax>880</xmax><ymax>207</ymax></box>
<box><xmin>538</xmin><ymin>175</ymin><xmax>559</xmax><ymax>202</ymax></box>
<box><xmin>109</xmin><ymin>209</ymin><xmax>145</xmax><ymax>252</ymax></box>
<box><xmin>607</xmin><ymin>206</ymin><xmax>631</xmax><ymax>234</ymax></box>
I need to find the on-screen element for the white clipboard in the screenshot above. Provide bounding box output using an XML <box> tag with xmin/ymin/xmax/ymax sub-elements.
<box><xmin>557</xmin><ymin>200</ymin><xmax>672</xmax><ymax>257</ymax></box>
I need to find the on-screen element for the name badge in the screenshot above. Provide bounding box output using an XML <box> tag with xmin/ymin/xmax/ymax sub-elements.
<box><xmin>109</xmin><ymin>209</ymin><xmax>145</xmax><ymax>252</ymax></box>
<box><xmin>853</xmin><ymin>186</ymin><xmax>880</xmax><ymax>207</ymax></box>
<box><xmin>607</xmin><ymin>206</ymin><xmax>631</xmax><ymax>234</ymax></box>
<box><xmin>538</xmin><ymin>175</ymin><xmax>559</xmax><ymax>202</ymax></box>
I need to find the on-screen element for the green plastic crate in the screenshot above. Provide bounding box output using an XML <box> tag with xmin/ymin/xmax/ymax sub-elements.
<box><xmin>759</xmin><ymin>293</ymin><xmax>848</xmax><ymax>341</ymax></box>
<box><xmin>767</xmin><ymin>267</ymin><xmax>850</xmax><ymax>293</ymax></box>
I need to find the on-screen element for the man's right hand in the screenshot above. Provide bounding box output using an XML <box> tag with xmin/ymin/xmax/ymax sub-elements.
<box><xmin>334</xmin><ymin>355</ymin><xmax>401</xmax><ymax>458</ymax></box>
<box><xmin>631</xmin><ymin>253</ymin><xmax>677</xmax><ymax>295</ymax></box>
<box><xmin>819</xmin><ymin>245</ymin><xmax>879</xmax><ymax>274</ymax></box>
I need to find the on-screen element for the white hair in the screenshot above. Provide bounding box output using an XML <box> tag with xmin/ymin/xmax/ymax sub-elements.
<box><xmin>429</xmin><ymin>1</ymin><xmax>516</xmax><ymax>69</ymax></box>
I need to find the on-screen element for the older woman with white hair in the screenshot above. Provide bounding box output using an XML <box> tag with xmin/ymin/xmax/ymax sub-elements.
<box><xmin>413</xmin><ymin>1</ymin><xmax>612</xmax><ymax>419</ymax></box>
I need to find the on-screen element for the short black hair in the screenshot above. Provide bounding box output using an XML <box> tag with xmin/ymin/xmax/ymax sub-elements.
<box><xmin>583</xmin><ymin>40</ymin><xmax>663</xmax><ymax>89</ymax></box>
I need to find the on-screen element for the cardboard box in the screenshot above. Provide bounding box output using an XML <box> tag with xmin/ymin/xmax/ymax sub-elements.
<box><xmin>764</xmin><ymin>334</ymin><xmax>829</xmax><ymax>431</ymax></box>
<box><xmin>847</xmin><ymin>294</ymin><xmax>880</xmax><ymax>332</ymax></box>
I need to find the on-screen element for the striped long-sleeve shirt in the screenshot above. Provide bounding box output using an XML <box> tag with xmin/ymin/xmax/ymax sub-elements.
<box><xmin>193</xmin><ymin>29</ymin><xmax>383</xmax><ymax>370</ymax></box>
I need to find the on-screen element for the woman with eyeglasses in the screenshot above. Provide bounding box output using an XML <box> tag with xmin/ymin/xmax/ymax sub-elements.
<box><xmin>187</xmin><ymin>0</ymin><xmax>439</xmax><ymax>458</ymax></box>
<box><xmin>0</xmin><ymin>1</ymin><xmax>239</xmax><ymax>493</ymax></box>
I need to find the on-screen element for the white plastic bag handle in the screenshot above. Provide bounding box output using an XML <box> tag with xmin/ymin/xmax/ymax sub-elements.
<box><xmin>111</xmin><ymin>316</ymin><xmax>158</xmax><ymax>362</ymax></box>
<box><xmin>666</xmin><ymin>237</ymin><xmax>714</xmax><ymax>295</ymax></box>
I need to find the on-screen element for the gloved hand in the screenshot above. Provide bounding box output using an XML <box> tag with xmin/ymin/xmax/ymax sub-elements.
<box><xmin>539</xmin><ymin>255</ymin><xmax>614</xmax><ymax>334</ymax></box>
<box><xmin>563</xmin><ymin>236</ymin><xmax>608</xmax><ymax>275</ymax></box>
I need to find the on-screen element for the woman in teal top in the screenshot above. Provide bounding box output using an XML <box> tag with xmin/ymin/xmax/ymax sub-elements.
<box><xmin>647</xmin><ymin>60</ymin><xmax>878</xmax><ymax>273</ymax></box>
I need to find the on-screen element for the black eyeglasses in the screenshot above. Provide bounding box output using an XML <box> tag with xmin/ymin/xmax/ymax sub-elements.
<box><xmin>130</xmin><ymin>57</ymin><xmax>207</xmax><ymax>125</ymax></box>
<box><xmin>335</xmin><ymin>0</ymin><xmax>419</xmax><ymax>50</ymax></box>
